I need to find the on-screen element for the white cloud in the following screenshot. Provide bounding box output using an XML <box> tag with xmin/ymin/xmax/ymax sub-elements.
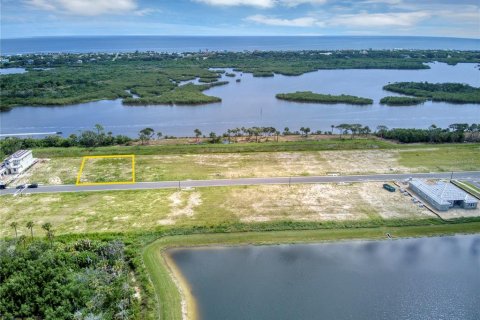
<box><xmin>246</xmin><ymin>14</ymin><xmax>321</xmax><ymax>27</ymax></box>
<box><xmin>281</xmin><ymin>0</ymin><xmax>327</xmax><ymax>6</ymax></box>
<box><xmin>25</xmin><ymin>0</ymin><xmax>139</xmax><ymax>16</ymax></box>
<box><xmin>194</xmin><ymin>0</ymin><xmax>327</xmax><ymax>7</ymax></box>
<box><xmin>330</xmin><ymin>11</ymin><xmax>430</xmax><ymax>27</ymax></box>
<box><xmin>194</xmin><ymin>0</ymin><xmax>276</xmax><ymax>8</ymax></box>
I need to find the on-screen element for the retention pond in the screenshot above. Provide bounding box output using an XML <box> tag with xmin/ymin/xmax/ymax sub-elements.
<box><xmin>169</xmin><ymin>234</ymin><xmax>480</xmax><ymax>320</ymax></box>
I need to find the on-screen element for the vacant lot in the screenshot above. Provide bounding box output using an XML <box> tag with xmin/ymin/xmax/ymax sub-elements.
<box><xmin>14</xmin><ymin>145</ymin><xmax>479</xmax><ymax>186</ymax></box>
<box><xmin>1</xmin><ymin>182</ymin><xmax>436</xmax><ymax>237</ymax></box>
<box><xmin>77</xmin><ymin>156</ymin><xmax>134</xmax><ymax>184</ymax></box>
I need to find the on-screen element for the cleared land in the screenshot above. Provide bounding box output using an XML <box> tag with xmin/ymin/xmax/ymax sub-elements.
<box><xmin>77</xmin><ymin>156</ymin><xmax>134</xmax><ymax>184</ymax></box>
<box><xmin>0</xmin><ymin>182</ymin><xmax>436</xmax><ymax>237</ymax></box>
<box><xmin>15</xmin><ymin>145</ymin><xmax>480</xmax><ymax>186</ymax></box>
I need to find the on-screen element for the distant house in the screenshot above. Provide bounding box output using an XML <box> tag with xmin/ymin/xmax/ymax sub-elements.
<box><xmin>409</xmin><ymin>179</ymin><xmax>478</xmax><ymax>211</ymax></box>
<box><xmin>3</xmin><ymin>150</ymin><xmax>35</xmax><ymax>175</ymax></box>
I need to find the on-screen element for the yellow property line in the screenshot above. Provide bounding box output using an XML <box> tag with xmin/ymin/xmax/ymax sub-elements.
<box><xmin>76</xmin><ymin>155</ymin><xmax>135</xmax><ymax>186</ymax></box>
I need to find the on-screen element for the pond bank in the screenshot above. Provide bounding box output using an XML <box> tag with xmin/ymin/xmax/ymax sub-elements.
<box><xmin>143</xmin><ymin>221</ymin><xmax>480</xmax><ymax>320</ymax></box>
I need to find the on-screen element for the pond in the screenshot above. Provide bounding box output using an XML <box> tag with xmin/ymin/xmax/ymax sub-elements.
<box><xmin>169</xmin><ymin>234</ymin><xmax>480</xmax><ymax>320</ymax></box>
<box><xmin>0</xmin><ymin>67</ymin><xmax>26</xmax><ymax>75</ymax></box>
<box><xmin>1</xmin><ymin>63</ymin><xmax>479</xmax><ymax>137</ymax></box>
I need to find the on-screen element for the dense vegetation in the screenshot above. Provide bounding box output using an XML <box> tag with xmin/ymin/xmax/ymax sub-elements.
<box><xmin>383</xmin><ymin>82</ymin><xmax>480</xmax><ymax>104</ymax></box>
<box><xmin>0</xmin><ymin>236</ymin><xmax>136</xmax><ymax>319</ymax></box>
<box><xmin>122</xmin><ymin>82</ymin><xmax>227</xmax><ymax>106</ymax></box>
<box><xmin>276</xmin><ymin>91</ymin><xmax>373</xmax><ymax>105</ymax></box>
<box><xmin>2</xmin><ymin>123</ymin><xmax>479</xmax><ymax>160</ymax></box>
<box><xmin>1</xmin><ymin>50</ymin><xmax>479</xmax><ymax>110</ymax></box>
<box><xmin>376</xmin><ymin>123</ymin><xmax>480</xmax><ymax>143</ymax></box>
<box><xmin>379</xmin><ymin>96</ymin><xmax>427</xmax><ymax>106</ymax></box>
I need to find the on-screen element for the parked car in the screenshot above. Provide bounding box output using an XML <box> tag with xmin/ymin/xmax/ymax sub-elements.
<box><xmin>28</xmin><ymin>183</ymin><xmax>39</xmax><ymax>188</ymax></box>
<box><xmin>0</xmin><ymin>184</ymin><xmax>6</xmax><ymax>190</ymax></box>
<box><xmin>16</xmin><ymin>184</ymin><xmax>26</xmax><ymax>189</ymax></box>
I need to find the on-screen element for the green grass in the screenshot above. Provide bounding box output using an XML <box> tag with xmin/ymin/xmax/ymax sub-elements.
<box><xmin>0</xmin><ymin>182</ymin><xmax>441</xmax><ymax>237</ymax></box>
<box><xmin>397</xmin><ymin>144</ymin><xmax>480</xmax><ymax>172</ymax></box>
<box><xmin>143</xmin><ymin>221</ymin><xmax>480</xmax><ymax>319</ymax></box>
<box><xmin>31</xmin><ymin>138</ymin><xmax>397</xmax><ymax>158</ymax></box>
<box><xmin>453</xmin><ymin>180</ymin><xmax>480</xmax><ymax>198</ymax></box>
<box><xmin>24</xmin><ymin>143</ymin><xmax>480</xmax><ymax>186</ymax></box>
<box><xmin>79</xmin><ymin>157</ymin><xmax>134</xmax><ymax>183</ymax></box>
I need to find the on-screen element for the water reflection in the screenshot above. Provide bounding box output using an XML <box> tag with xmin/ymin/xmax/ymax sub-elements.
<box><xmin>170</xmin><ymin>235</ymin><xmax>480</xmax><ymax>320</ymax></box>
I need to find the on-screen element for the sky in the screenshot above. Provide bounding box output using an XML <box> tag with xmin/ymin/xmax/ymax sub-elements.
<box><xmin>1</xmin><ymin>0</ymin><xmax>479</xmax><ymax>39</ymax></box>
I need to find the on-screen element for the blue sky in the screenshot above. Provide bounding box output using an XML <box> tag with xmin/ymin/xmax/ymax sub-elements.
<box><xmin>1</xmin><ymin>0</ymin><xmax>479</xmax><ymax>39</ymax></box>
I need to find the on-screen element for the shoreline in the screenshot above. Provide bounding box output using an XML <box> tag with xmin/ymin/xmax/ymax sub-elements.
<box><xmin>144</xmin><ymin>222</ymin><xmax>480</xmax><ymax>320</ymax></box>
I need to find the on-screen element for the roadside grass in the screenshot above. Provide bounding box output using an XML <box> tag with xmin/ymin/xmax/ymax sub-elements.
<box><xmin>78</xmin><ymin>156</ymin><xmax>134</xmax><ymax>184</ymax></box>
<box><xmin>453</xmin><ymin>180</ymin><xmax>480</xmax><ymax>198</ymax></box>
<box><xmin>0</xmin><ymin>182</ymin><xmax>435</xmax><ymax>237</ymax></box>
<box><xmin>397</xmin><ymin>144</ymin><xmax>480</xmax><ymax>172</ymax></box>
<box><xmin>143</xmin><ymin>221</ymin><xmax>480</xmax><ymax>320</ymax></box>
<box><xmin>20</xmin><ymin>143</ymin><xmax>480</xmax><ymax>186</ymax></box>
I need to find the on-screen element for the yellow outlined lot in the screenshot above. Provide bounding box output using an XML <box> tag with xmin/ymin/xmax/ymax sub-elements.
<box><xmin>76</xmin><ymin>155</ymin><xmax>135</xmax><ymax>186</ymax></box>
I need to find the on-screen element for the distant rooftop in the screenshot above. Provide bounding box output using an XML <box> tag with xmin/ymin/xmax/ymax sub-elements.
<box><xmin>410</xmin><ymin>179</ymin><xmax>477</xmax><ymax>205</ymax></box>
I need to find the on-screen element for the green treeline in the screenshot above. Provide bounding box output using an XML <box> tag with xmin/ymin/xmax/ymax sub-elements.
<box><xmin>0</xmin><ymin>236</ymin><xmax>136</xmax><ymax>319</ymax></box>
<box><xmin>376</xmin><ymin>123</ymin><xmax>480</xmax><ymax>143</ymax></box>
<box><xmin>383</xmin><ymin>82</ymin><xmax>480</xmax><ymax>104</ymax></box>
<box><xmin>380</xmin><ymin>96</ymin><xmax>427</xmax><ymax>106</ymax></box>
<box><xmin>276</xmin><ymin>91</ymin><xmax>373</xmax><ymax>105</ymax></box>
<box><xmin>1</xmin><ymin>50</ymin><xmax>479</xmax><ymax>110</ymax></box>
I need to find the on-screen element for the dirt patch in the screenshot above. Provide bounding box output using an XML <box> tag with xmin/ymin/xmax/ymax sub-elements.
<box><xmin>358</xmin><ymin>182</ymin><xmax>434</xmax><ymax>219</ymax></box>
<box><xmin>160</xmin><ymin>190</ymin><xmax>202</xmax><ymax>225</ymax></box>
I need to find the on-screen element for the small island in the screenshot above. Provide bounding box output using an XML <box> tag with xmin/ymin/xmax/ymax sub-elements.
<box><xmin>383</xmin><ymin>82</ymin><xmax>480</xmax><ymax>104</ymax></box>
<box><xmin>380</xmin><ymin>96</ymin><xmax>427</xmax><ymax>106</ymax></box>
<box><xmin>123</xmin><ymin>81</ymin><xmax>227</xmax><ymax>106</ymax></box>
<box><xmin>276</xmin><ymin>91</ymin><xmax>373</xmax><ymax>105</ymax></box>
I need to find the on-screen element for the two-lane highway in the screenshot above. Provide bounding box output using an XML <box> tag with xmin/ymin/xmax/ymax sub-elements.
<box><xmin>2</xmin><ymin>171</ymin><xmax>480</xmax><ymax>196</ymax></box>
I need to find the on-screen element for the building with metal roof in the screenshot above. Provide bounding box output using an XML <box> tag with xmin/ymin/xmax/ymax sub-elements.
<box><xmin>409</xmin><ymin>179</ymin><xmax>478</xmax><ymax>211</ymax></box>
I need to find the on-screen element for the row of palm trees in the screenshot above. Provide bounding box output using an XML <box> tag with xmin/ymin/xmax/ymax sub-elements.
<box><xmin>9</xmin><ymin>221</ymin><xmax>54</xmax><ymax>244</ymax></box>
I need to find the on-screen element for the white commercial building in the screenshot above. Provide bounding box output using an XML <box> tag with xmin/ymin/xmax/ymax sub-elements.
<box><xmin>3</xmin><ymin>150</ymin><xmax>35</xmax><ymax>175</ymax></box>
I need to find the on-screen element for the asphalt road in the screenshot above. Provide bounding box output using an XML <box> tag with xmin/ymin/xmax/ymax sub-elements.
<box><xmin>2</xmin><ymin>171</ymin><xmax>480</xmax><ymax>196</ymax></box>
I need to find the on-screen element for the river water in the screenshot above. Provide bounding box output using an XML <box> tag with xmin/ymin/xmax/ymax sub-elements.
<box><xmin>1</xmin><ymin>62</ymin><xmax>479</xmax><ymax>137</ymax></box>
<box><xmin>169</xmin><ymin>234</ymin><xmax>480</xmax><ymax>320</ymax></box>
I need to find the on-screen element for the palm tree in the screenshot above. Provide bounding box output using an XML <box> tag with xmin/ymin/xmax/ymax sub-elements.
<box><xmin>194</xmin><ymin>129</ymin><xmax>202</xmax><ymax>142</ymax></box>
<box><xmin>26</xmin><ymin>221</ymin><xmax>34</xmax><ymax>240</ymax></box>
<box><xmin>10</xmin><ymin>222</ymin><xmax>18</xmax><ymax>238</ymax></box>
<box><xmin>42</xmin><ymin>222</ymin><xmax>52</xmax><ymax>233</ymax></box>
<box><xmin>46</xmin><ymin>230</ymin><xmax>55</xmax><ymax>246</ymax></box>
<box><xmin>331</xmin><ymin>125</ymin><xmax>335</xmax><ymax>135</ymax></box>
<box><xmin>19</xmin><ymin>235</ymin><xmax>27</xmax><ymax>248</ymax></box>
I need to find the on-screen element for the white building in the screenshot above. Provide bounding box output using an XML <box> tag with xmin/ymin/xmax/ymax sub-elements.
<box><xmin>4</xmin><ymin>150</ymin><xmax>35</xmax><ymax>175</ymax></box>
<box><xmin>0</xmin><ymin>164</ymin><xmax>7</xmax><ymax>181</ymax></box>
<box><xmin>409</xmin><ymin>179</ymin><xmax>478</xmax><ymax>211</ymax></box>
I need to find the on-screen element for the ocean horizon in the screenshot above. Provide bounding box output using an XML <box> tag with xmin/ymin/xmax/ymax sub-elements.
<box><xmin>1</xmin><ymin>35</ymin><xmax>479</xmax><ymax>55</ymax></box>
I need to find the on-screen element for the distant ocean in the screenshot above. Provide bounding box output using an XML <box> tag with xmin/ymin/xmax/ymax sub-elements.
<box><xmin>1</xmin><ymin>36</ymin><xmax>479</xmax><ymax>55</ymax></box>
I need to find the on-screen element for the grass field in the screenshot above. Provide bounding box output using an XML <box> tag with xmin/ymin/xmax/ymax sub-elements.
<box><xmin>143</xmin><ymin>222</ymin><xmax>480</xmax><ymax>320</ymax></box>
<box><xmin>77</xmin><ymin>156</ymin><xmax>134</xmax><ymax>184</ymax></box>
<box><xmin>15</xmin><ymin>144</ymin><xmax>480</xmax><ymax>186</ymax></box>
<box><xmin>0</xmin><ymin>182</ymin><xmax>437</xmax><ymax>237</ymax></box>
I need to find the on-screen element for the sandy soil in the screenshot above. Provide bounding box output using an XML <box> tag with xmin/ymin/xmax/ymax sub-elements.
<box><xmin>224</xmin><ymin>182</ymin><xmax>432</xmax><ymax>223</ymax></box>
